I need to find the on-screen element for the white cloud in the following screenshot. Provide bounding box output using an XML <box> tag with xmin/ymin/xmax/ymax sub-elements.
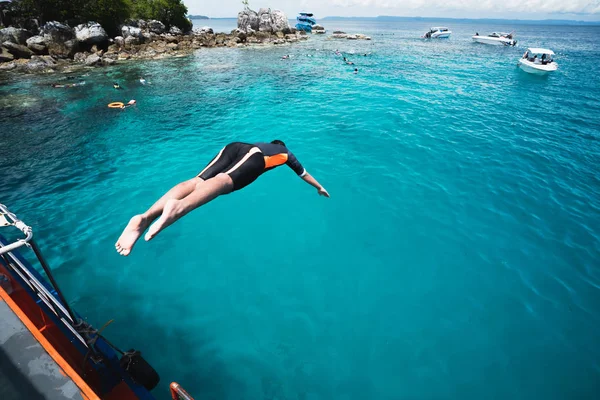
<box><xmin>330</xmin><ymin>0</ymin><xmax>600</xmax><ymax>14</ymax></box>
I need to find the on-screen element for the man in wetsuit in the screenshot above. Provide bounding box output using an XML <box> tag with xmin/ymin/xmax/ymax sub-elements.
<box><xmin>115</xmin><ymin>140</ymin><xmax>329</xmax><ymax>256</ymax></box>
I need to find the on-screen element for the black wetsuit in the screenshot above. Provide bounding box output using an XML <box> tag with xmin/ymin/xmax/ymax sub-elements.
<box><xmin>198</xmin><ymin>142</ymin><xmax>306</xmax><ymax>191</ymax></box>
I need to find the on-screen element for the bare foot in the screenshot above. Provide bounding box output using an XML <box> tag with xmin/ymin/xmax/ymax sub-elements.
<box><xmin>115</xmin><ymin>215</ymin><xmax>149</xmax><ymax>256</ymax></box>
<box><xmin>145</xmin><ymin>199</ymin><xmax>182</xmax><ymax>242</ymax></box>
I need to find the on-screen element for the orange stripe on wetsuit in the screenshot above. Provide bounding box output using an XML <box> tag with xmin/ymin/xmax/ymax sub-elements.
<box><xmin>264</xmin><ymin>153</ymin><xmax>288</xmax><ymax>169</ymax></box>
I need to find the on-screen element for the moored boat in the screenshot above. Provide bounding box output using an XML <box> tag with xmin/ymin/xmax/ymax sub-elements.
<box><xmin>296</xmin><ymin>12</ymin><xmax>317</xmax><ymax>32</ymax></box>
<box><xmin>423</xmin><ymin>27</ymin><xmax>451</xmax><ymax>39</ymax></box>
<box><xmin>518</xmin><ymin>48</ymin><xmax>558</xmax><ymax>74</ymax></box>
<box><xmin>472</xmin><ymin>31</ymin><xmax>517</xmax><ymax>46</ymax></box>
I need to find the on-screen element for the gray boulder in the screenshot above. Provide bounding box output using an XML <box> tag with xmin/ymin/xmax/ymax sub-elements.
<box><xmin>169</xmin><ymin>26</ymin><xmax>182</xmax><ymax>35</ymax></box>
<box><xmin>84</xmin><ymin>53</ymin><xmax>101</xmax><ymax>66</ymax></box>
<box><xmin>142</xmin><ymin>32</ymin><xmax>156</xmax><ymax>42</ymax></box>
<box><xmin>3</xmin><ymin>41</ymin><xmax>34</xmax><ymax>59</ymax></box>
<box><xmin>270</xmin><ymin>10</ymin><xmax>290</xmax><ymax>33</ymax></box>
<box><xmin>196</xmin><ymin>26</ymin><xmax>213</xmax><ymax>34</ymax></box>
<box><xmin>73</xmin><ymin>52</ymin><xmax>87</xmax><ymax>63</ymax></box>
<box><xmin>0</xmin><ymin>46</ymin><xmax>14</xmax><ymax>62</ymax></box>
<box><xmin>121</xmin><ymin>26</ymin><xmax>142</xmax><ymax>39</ymax></box>
<box><xmin>237</xmin><ymin>9</ymin><xmax>259</xmax><ymax>32</ymax></box>
<box><xmin>41</xmin><ymin>21</ymin><xmax>77</xmax><ymax>58</ymax></box>
<box><xmin>148</xmin><ymin>20</ymin><xmax>166</xmax><ymax>34</ymax></box>
<box><xmin>26</xmin><ymin>35</ymin><xmax>48</xmax><ymax>54</ymax></box>
<box><xmin>114</xmin><ymin>36</ymin><xmax>125</xmax><ymax>47</ymax></box>
<box><xmin>75</xmin><ymin>22</ymin><xmax>108</xmax><ymax>45</ymax></box>
<box><xmin>0</xmin><ymin>61</ymin><xmax>16</xmax><ymax>70</ymax></box>
<box><xmin>124</xmin><ymin>36</ymin><xmax>140</xmax><ymax>46</ymax></box>
<box><xmin>25</xmin><ymin>55</ymin><xmax>56</xmax><ymax>72</ymax></box>
<box><xmin>258</xmin><ymin>8</ymin><xmax>272</xmax><ymax>32</ymax></box>
<box><xmin>0</xmin><ymin>27</ymin><xmax>32</xmax><ymax>45</ymax></box>
<box><xmin>313</xmin><ymin>24</ymin><xmax>325</xmax><ymax>34</ymax></box>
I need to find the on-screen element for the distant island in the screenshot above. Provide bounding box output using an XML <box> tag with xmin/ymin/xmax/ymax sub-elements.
<box><xmin>188</xmin><ymin>15</ymin><xmax>209</xmax><ymax>19</ymax></box>
<box><xmin>322</xmin><ymin>16</ymin><xmax>600</xmax><ymax>26</ymax></box>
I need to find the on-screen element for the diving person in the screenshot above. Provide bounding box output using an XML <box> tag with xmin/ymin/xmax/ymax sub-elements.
<box><xmin>115</xmin><ymin>140</ymin><xmax>330</xmax><ymax>256</ymax></box>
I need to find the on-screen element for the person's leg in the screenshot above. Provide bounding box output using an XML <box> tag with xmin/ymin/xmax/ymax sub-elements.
<box><xmin>115</xmin><ymin>144</ymin><xmax>239</xmax><ymax>256</ymax></box>
<box><xmin>115</xmin><ymin>177</ymin><xmax>200</xmax><ymax>256</ymax></box>
<box><xmin>144</xmin><ymin>146</ymin><xmax>265</xmax><ymax>241</ymax></box>
<box><xmin>144</xmin><ymin>173</ymin><xmax>234</xmax><ymax>241</ymax></box>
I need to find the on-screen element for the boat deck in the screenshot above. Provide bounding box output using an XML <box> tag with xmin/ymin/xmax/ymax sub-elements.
<box><xmin>0</xmin><ymin>294</ymin><xmax>88</xmax><ymax>400</ymax></box>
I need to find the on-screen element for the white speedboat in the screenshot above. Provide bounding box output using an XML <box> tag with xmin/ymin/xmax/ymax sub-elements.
<box><xmin>472</xmin><ymin>32</ymin><xmax>517</xmax><ymax>46</ymax></box>
<box><xmin>518</xmin><ymin>48</ymin><xmax>558</xmax><ymax>75</ymax></box>
<box><xmin>423</xmin><ymin>27</ymin><xmax>451</xmax><ymax>39</ymax></box>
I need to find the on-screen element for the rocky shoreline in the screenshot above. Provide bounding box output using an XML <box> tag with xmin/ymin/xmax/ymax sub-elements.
<box><xmin>0</xmin><ymin>7</ymin><xmax>372</xmax><ymax>75</ymax></box>
<box><xmin>0</xmin><ymin>8</ymin><xmax>309</xmax><ymax>74</ymax></box>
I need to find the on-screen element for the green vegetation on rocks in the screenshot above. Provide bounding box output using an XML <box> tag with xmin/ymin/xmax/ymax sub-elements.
<box><xmin>4</xmin><ymin>0</ymin><xmax>192</xmax><ymax>36</ymax></box>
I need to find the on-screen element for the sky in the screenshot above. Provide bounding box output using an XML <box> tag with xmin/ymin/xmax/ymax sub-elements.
<box><xmin>185</xmin><ymin>0</ymin><xmax>600</xmax><ymax>21</ymax></box>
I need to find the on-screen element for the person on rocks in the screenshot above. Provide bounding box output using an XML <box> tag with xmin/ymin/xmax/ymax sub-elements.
<box><xmin>115</xmin><ymin>140</ymin><xmax>330</xmax><ymax>256</ymax></box>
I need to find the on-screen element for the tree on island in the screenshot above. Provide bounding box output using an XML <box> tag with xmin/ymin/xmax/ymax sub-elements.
<box><xmin>5</xmin><ymin>0</ymin><xmax>192</xmax><ymax>35</ymax></box>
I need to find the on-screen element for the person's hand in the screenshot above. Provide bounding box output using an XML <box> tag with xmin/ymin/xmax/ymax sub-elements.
<box><xmin>318</xmin><ymin>187</ymin><xmax>330</xmax><ymax>198</ymax></box>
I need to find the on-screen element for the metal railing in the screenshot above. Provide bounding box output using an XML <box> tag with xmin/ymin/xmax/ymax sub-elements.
<box><xmin>170</xmin><ymin>382</ymin><xmax>195</xmax><ymax>400</ymax></box>
<box><xmin>0</xmin><ymin>203</ymin><xmax>85</xmax><ymax>345</ymax></box>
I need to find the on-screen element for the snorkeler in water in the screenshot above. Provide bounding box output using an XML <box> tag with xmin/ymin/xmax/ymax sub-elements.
<box><xmin>354</xmin><ymin>68</ymin><xmax>358</xmax><ymax>74</ymax></box>
<box><xmin>282</xmin><ymin>55</ymin><xmax>290</xmax><ymax>59</ymax></box>
<box><xmin>113</xmin><ymin>82</ymin><xmax>121</xmax><ymax>89</ymax></box>
<box><xmin>122</xmin><ymin>99</ymin><xmax>136</xmax><ymax>108</ymax></box>
<box><xmin>139</xmin><ymin>77</ymin><xmax>147</xmax><ymax>85</ymax></box>
<box><xmin>51</xmin><ymin>81</ymin><xmax>85</xmax><ymax>88</ymax></box>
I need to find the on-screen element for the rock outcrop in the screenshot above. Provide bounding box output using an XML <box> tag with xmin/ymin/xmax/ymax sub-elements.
<box><xmin>3</xmin><ymin>41</ymin><xmax>34</xmax><ymax>59</ymax></box>
<box><xmin>84</xmin><ymin>53</ymin><xmax>101</xmax><ymax>66</ymax></box>
<box><xmin>26</xmin><ymin>35</ymin><xmax>48</xmax><ymax>54</ymax></box>
<box><xmin>169</xmin><ymin>26</ymin><xmax>182</xmax><ymax>35</ymax></box>
<box><xmin>148</xmin><ymin>20</ymin><xmax>166</xmax><ymax>34</ymax></box>
<box><xmin>196</xmin><ymin>26</ymin><xmax>214</xmax><ymax>35</ymax></box>
<box><xmin>331</xmin><ymin>31</ymin><xmax>371</xmax><ymax>40</ymax></box>
<box><xmin>121</xmin><ymin>26</ymin><xmax>142</xmax><ymax>39</ymax></box>
<box><xmin>41</xmin><ymin>21</ymin><xmax>78</xmax><ymax>58</ymax></box>
<box><xmin>239</xmin><ymin>8</ymin><xmax>289</xmax><ymax>34</ymax></box>
<box><xmin>0</xmin><ymin>46</ymin><xmax>15</xmax><ymax>62</ymax></box>
<box><xmin>0</xmin><ymin>27</ymin><xmax>32</xmax><ymax>45</ymax></box>
<box><xmin>270</xmin><ymin>10</ymin><xmax>290</xmax><ymax>33</ymax></box>
<box><xmin>75</xmin><ymin>22</ymin><xmax>108</xmax><ymax>45</ymax></box>
<box><xmin>1</xmin><ymin>17</ymin><xmax>310</xmax><ymax>74</ymax></box>
<box><xmin>237</xmin><ymin>9</ymin><xmax>259</xmax><ymax>33</ymax></box>
<box><xmin>313</xmin><ymin>24</ymin><xmax>325</xmax><ymax>34</ymax></box>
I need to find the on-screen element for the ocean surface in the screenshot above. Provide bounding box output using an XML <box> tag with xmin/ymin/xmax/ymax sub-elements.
<box><xmin>1</xmin><ymin>19</ymin><xmax>600</xmax><ymax>400</ymax></box>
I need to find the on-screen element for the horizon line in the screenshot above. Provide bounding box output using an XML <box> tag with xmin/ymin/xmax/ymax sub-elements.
<box><xmin>189</xmin><ymin>15</ymin><xmax>600</xmax><ymax>24</ymax></box>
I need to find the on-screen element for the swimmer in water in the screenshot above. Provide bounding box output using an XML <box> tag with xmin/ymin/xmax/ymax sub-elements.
<box><xmin>282</xmin><ymin>55</ymin><xmax>290</xmax><ymax>59</ymax></box>
<box><xmin>52</xmin><ymin>82</ymin><xmax>85</xmax><ymax>88</ymax></box>
<box><xmin>113</xmin><ymin>82</ymin><xmax>121</xmax><ymax>89</ymax></box>
<box><xmin>345</xmin><ymin>61</ymin><xmax>354</xmax><ymax>65</ymax></box>
<box><xmin>139</xmin><ymin>77</ymin><xmax>147</xmax><ymax>85</ymax></box>
<box><xmin>354</xmin><ymin>68</ymin><xmax>358</xmax><ymax>74</ymax></box>
<box><xmin>115</xmin><ymin>140</ymin><xmax>330</xmax><ymax>256</ymax></box>
<box><xmin>122</xmin><ymin>99</ymin><xmax>136</xmax><ymax>109</ymax></box>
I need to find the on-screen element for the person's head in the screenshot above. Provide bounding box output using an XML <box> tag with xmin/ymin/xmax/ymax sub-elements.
<box><xmin>271</xmin><ymin>139</ymin><xmax>286</xmax><ymax>147</ymax></box>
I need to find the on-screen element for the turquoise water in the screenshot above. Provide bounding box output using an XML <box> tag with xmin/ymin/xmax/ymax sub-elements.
<box><xmin>1</xmin><ymin>20</ymin><xmax>600</xmax><ymax>399</ymax></box>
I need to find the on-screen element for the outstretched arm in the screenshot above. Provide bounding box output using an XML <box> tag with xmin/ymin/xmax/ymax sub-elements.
<box><xmin>301</xmin><ymin>173</ymin><xmax>330</xmax><ymax>198</ymax></box>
